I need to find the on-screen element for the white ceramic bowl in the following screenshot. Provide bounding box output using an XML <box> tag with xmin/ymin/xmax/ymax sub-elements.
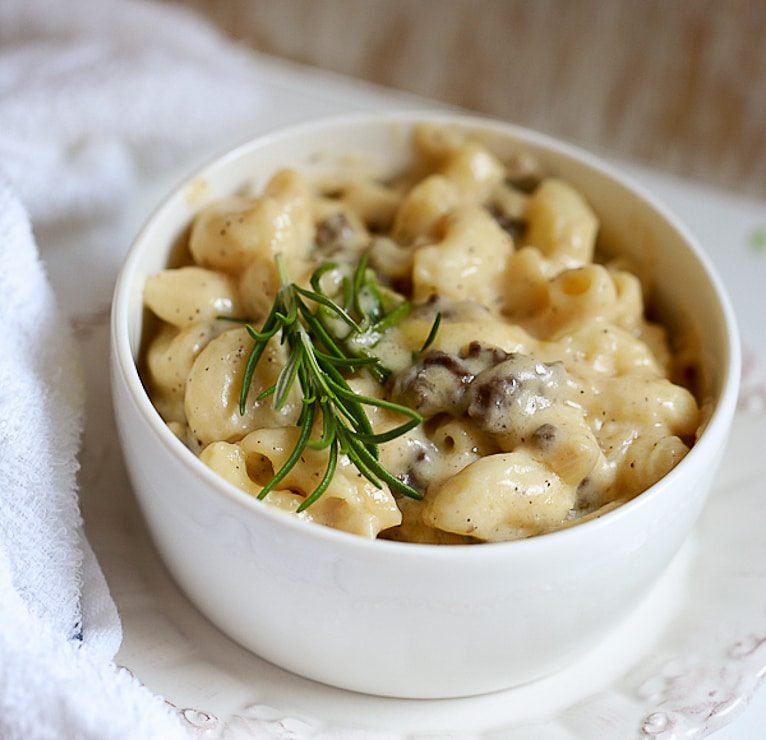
<box><xmin>111</xmin><ymin>112</ymin><xmax>740</xmax><ymax>699</ymax></box>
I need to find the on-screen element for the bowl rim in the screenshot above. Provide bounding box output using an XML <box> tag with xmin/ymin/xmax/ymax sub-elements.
<box><xmin>111</xmin><ymin>110</ymin><xmax>741</xmax><ymax>559</ymax></box>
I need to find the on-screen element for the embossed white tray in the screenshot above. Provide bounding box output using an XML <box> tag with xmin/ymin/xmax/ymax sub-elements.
<box><xmin>58</xmin><ymin>54</ymin><xmax>766</xmax><ymax>738</ymax></box>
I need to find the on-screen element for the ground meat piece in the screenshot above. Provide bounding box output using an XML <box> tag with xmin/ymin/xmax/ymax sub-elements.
<box><xmin>421</xmin><ymin>351</ymin><xmax>474</xmax><ymax>379</ymax></box>
<box><xmin>400</xmin><ymin>445</ymin><xmax>434</xmax><ymax>495</ymax></box>
<box><xmin>391</xmin><ymin>350</ymin><xmax>475</xmax><ymax>418</ymax></box>
<box><xmin>465</xmin><ymin>354</ymin><xmax>566</xmax><ymax>434</ymax></box>
<box><xmin>487</xmin><ymin>205</ymin><xmax>527</xmax><ymax>242</ymax></box>
<box><xmin>315</xmin><ymin>212</ymin><xmax>355</xmax><ymax>254</ymax></box>
<box><xmin>531</xmin><ymin>423</ymin><xmax>558</xmax><ymax>449</ymax></box>
<box><xmin>462</xmin><ymin>341</ymin><xmax>512</xmax><ymax>374</ymax></box>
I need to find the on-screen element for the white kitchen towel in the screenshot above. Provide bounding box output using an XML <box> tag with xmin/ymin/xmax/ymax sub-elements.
<box><xmin>0</xmin><ymin>1</ymin><xmax>264</xmax><ymax>737</ymax></box>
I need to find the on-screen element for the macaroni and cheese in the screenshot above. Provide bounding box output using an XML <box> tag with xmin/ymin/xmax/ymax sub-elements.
<box><xmin>142</xmin><ymin>124</ymin><xmax>701</xmax><ymax>543</ymax></box>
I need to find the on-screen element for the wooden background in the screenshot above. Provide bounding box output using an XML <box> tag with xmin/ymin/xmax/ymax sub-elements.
<box><xmin>173</xmin><ymin>0</ymin><xmax>766</xmax><ymax>199</ymax></box>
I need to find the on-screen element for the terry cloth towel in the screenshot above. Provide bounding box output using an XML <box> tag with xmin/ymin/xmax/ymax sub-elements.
<box><xmin>0</xmin><ymin>1</ymin><xmax>264</xmax><ymax>737</ymax></box>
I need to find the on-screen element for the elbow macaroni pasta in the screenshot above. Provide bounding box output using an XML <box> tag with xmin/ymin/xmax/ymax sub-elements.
<box><xmin>142</xmin><ymin>124</ymin><xmax>701</xmax><ymax>543</ymax></box>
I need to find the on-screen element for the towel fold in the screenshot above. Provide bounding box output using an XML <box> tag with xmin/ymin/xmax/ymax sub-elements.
<box><xmin>0</xmin><ymin>1</ymin><xmax>265</xmax><ymax>737</ymax></box>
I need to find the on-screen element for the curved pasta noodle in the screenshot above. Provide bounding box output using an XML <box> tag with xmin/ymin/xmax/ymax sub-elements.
<box><xmin>340</xmin><ymin>178</ymin><xmax>401</xmax><ymax>232</ymax></box>
<box><xmin>144</xmin><ymin>267</ymin><xmax>239</xmax><ymax>328</ymax></box>
<box><xmin>584</xmin><ymin>376</ymin><xmax>698</xmax><ymax>436</ymax></box>
<box><xmin>425</xmin><ymin>418</ymin><xmax>498</xmax><ymax>488</ymax></box>
<box><xmin>412</xmin><ymin>205</ymin><xmax>513</xmax><ymax>309</ymax></box>
<box><xmin>424</xmin><ymin>451</ymin><xmax>576</xmax><ymax>541</ymax></box>
<box><xmin>490</xmin><ymin>183</ymin><xmax>528</xmax><ymax>222</ymax></box>
<box><xmin>610</xmin><ymin>268</ymin><xmax>644</xmax><ymax>331</ymax></box>
<box><xmin>523</xmin><ymin>179</ymin><xmax>598</xmax><ymax>269</ymax></box>
<box><xmin>439</xmin><ymin>142</ymin><xmax>505</xmax><ymax>202</ymax></box>
<box><xmin>367</xmin><ymin>236</ymin><xmax>415</xmax><ymax>282</ymax></box>
<box><xmin>618</xmin><ymin>432</ymin><xmax>690</xmax><ymax>496</ymax></box>
<box><xmin>146</xmin><ymin>320</ymin><xmax>226</xmax><ymax>423</ymax></box>
<box><xmin>511</xmin><ymin>408</ymin><xmax>603</xmax><ymax>487</ymax></box>
<box><xmin>201</xmin><ymin>427</ymin><xmax>402</xmax><ymax>538</ymax></box>
<box><xmin>636</xmin><ymin>321</ymin><xmax>672</xmax><ymax>374</ymax></box>
<box><xmin>200</xmin><ymin>439</ymin><xmax>262</xmax><ymax>496</ymax></box>
<box><xmin>540</xmin><ymin>319</ymin><xmax>665</xmax><ymax>377</ymax></box>
<box><xmin>536</xmin><ymin>265</ymin><xmax>619</xmax><ymax>336</ymax></box>
<box><xmin>185</xmin><ymin>328</ymin><xmax>300</xmax><ymax>447</ymax></box>
<box><xmin>190</xmin><ymin>170</ymin><xmax>313</xmax><ymax>320</ymax></box>
<box><xmin>504</xmin><ymin>246</ymin><xmax>553</xmax><ymax>319</ymax></box>
<box><xmin>392</xmin><ymin>175</ymin><xmax>460</xmax><ymax>244</ymax></box>
<box><xmin>413</xmin><ymin>122</ymin><xmax>465</xmax><ymax>166</ymax></box>
<box><xmin>190</xmin><ymin>169</ymin><xmax>313</xmax><ymax>272</ymax></box>
<box><xmin>383</xmin><ymin>498</ymin><xmax>471</xmax><ymax>545</ymax></box>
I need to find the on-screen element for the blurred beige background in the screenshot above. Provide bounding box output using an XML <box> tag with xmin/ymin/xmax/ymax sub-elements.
<box><xmin>172</xmin><ymin>0</ymin><xmax>765</xmax><ymax>198</ymax></box>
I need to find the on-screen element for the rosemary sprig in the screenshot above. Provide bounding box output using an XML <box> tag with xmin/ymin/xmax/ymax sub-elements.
<box><xmin>233</xmin><ymin>255</ymin><xmax>436</xmax><ymax>511</ymax></box>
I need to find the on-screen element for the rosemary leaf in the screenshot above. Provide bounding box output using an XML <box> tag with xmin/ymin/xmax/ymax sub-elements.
<box><xmin>372</xmin><ymin>299</ymin><xmax>411</xmax><ymax>334</ymax></box>
<box><xmin>343</xmin><ymin>432</ymin><xmax>423</xmax><ymax>500</ymax></box>
<box><xmin>296</xmin><ymin>441</ymin><xmax>338</xmax><ymax>512</ymax></box>
<box><xmin>354</xmin><ymin>417</ymin><xmax>422</xmax><ymax>445</ymax></box>
<box><xmin>293</xmin><ymin>284</ymin><xmax>360</xmax><ymax>331</ymax></box>
<box><xmin>418</xmin><ymin>312</ymin><xmax>442</xmax><ymax>353</ymax></box>
<box><xmin>306</xmin><ymin>402</ymin><xmax>336</xmax><ymax>450</ymax></box>
<box><xmin>351</xmin><ymin>252</ymin><xmax>369</xmax><ymax>320</ymax></box>
<box><xmin>337</xmin><ymin>427</ymin><xmax>383</xmax><ymax>489</ymax></box>
<box><xmin>313</xmin><ymin>349</ymin><xmax>379</xmax><ymax>367</ymax></box>
<box><xmin>273</xmin><ymin>340</ymin><xmax>303</xmax><ymax>410</ymax></box>
<box><xmin>245</xmin><ymin>323</ymin><xmax>280</xmax><ymax>343</ymax></box>
<box><xmin>239</xmin><ymin>336</ymin><xmax>270</xmax><ymax>416</ymax></box>
<box><xmin>256</xmin><ymin>384</ymin><xmax>276</xmax><ymax>401</ymax></box>
<box><xmin>257</xmin><ymin>402</ymin><xmax>315</xmax><ymax>500</ymax></box>
<box><xmin>309</xmin><ymin>261</ymin><xmax>339</xmax><ymax>294</ymax></box>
